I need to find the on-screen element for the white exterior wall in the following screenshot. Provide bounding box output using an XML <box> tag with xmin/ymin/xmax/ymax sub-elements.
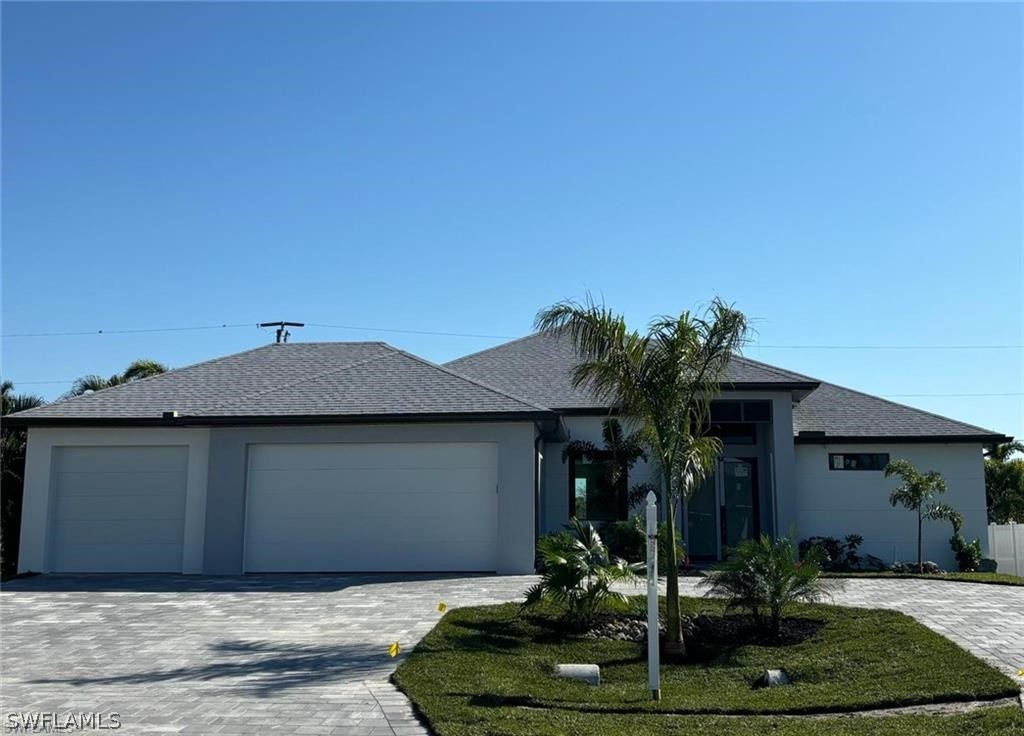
<box><xmin>18</xmin><ymin>427</ymin><xmax>211</xmax><ymax>574</ymax></box>
<box><xmin>794</xmin><ymin>442</ymin><xmax>988</xmax><ymax>569</ymax></box>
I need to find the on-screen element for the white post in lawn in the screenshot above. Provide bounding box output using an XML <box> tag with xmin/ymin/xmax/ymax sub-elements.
<box><xmin>645</xmin><ymin>491</ymin><xmax>661</xmax><ymax>700</ymax></box>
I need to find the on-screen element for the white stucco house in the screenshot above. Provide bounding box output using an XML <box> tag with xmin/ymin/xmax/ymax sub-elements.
<box><xmin>7</xmin><ymin>333</ymin><xmax>1010</xmax><ymax>575</ymax></box>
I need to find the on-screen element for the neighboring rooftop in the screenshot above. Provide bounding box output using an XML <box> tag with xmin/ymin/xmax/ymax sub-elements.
<box><xmin>445</xmin><ymin>331</ymin><xmax>820</xmax><ymax>411</ymax></box>
<box><xmin>6</xmin><ymin>342</ymin><xmax>553</xmax><ymax>425</ymax></box>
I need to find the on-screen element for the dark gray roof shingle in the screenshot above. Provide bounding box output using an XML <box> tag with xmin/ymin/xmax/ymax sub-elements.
<box><xmin>8</xmin><ymin>342</ymin><xmax>551</xmax><ymax>423</ymax></box>
<box><xmin>791</xmin><ymin>382</ymin><xmax>1008</xmax><ymax>442</ymax></box>
<box><xmin>444</xmin><ymin>331</ymin><xmax>819</xmax><ymax>411</ymax></box>
<box><xmin>446</xmin><ymin>332</ymin><xmax>1009</xmax><ymax>442</ymax></box>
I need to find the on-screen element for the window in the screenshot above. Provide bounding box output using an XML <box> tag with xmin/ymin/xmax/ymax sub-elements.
<box><xmin>709</xmin><ymin>400</ymin><xmax>772</xmax><ymax>423</ymax></box>
<box><xmin>708</xmin><ymin>423</ymin><xmax>756</xmax><ymax>444</ymax></box>
<box><xmin>829</xmin><ymin>453</ymin><xmax>890</xmax><ymax>471</ymax></box>
<box><xmin>569</xmin><ymin>455</ymin><xmax>627</xmax><ymax>521</ymax></box>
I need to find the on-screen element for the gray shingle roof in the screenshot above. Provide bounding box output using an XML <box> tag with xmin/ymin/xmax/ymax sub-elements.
<box><xmin>446</xmin><ymin>332</ymin><xmax>1009</xmax><ymax>442</ymax></box>
<box><xmin>7</xmin><ymin>342</ymin><xmax>552</xmax><ymax>424</ymax></box>
<box><xmin>792</xmin><ymin>382</ymin><xmax>1008</xmax><ymax>442</ymax></box>
<box><xmin>444</xmin><ymin>331</ymin><xmax>819</xmax><ymax>411</ymax></box>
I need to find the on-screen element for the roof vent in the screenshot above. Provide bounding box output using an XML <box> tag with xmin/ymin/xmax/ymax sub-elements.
<box><xmin>162</xmin><ymin>411</ymin><xmax>179</xmax><ymax>419</ymax></box>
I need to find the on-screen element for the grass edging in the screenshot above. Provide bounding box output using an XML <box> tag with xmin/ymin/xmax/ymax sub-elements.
<box><xmin>821</xmin><ymin>572</ymin><xmax>1024</xmax><ymax>587</ymax></box>
<box><xmin>393</xmin><ymin>597</ymin><xmax>1021</xmax><ymax>736</ymax></box>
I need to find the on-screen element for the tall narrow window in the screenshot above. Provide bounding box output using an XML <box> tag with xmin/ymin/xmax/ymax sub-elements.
<box><xmin>569</xmin><ymin>454</ymin><xmax>627</xmax><ymax>521</ymax></box>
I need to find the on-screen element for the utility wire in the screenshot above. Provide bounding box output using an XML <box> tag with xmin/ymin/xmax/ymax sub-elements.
<box><xmin>2</xmin><ymin>320</ymin><xmax>1021</xmax><ymax>349</ymax></box>
<box><xmin>2</xmin><ymin>323</ymin><xmax>255</xmax><ymax>338</ymax></box>
<box><xmin>305</xmin><ymin>322</ymin><xmax>516</xmax><ymax>339</ymax></box>
<box><xmin>754</xmin><ymin>344</ymin><xmax>1023</xmax><ymax>350</ymax></box>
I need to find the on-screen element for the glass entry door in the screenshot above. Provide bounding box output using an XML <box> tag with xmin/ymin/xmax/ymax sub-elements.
<box><xmin>720</xmin><ymin>458</ymin><xmax>759</xmax><ymax>555</ymax></box>
<box><xmin>685</xmin><ymin>457</ymin><xmax>759</xmax><ymax>560</ymax></box>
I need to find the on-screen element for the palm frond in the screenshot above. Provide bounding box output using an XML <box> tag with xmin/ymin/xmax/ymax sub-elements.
<box><xmin>122</xmin><ymin>359</ymin><xmax>168</xmax><ymax>382</ymax></box>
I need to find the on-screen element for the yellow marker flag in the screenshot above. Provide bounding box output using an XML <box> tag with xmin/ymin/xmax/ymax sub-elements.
<box><xmin>438</xmin><ymin>601</ymin><xmax>448</xmax><ymax>614</ymax></box>
<box><xmin>1017</xmin><ymin>668</ymin><xmax>1024</xmax><ymax>678</ymax></box>
<box><xmin>388</xmin><ymin>642</ymin><xmax>401</xmax><ymax>658</ymax></box>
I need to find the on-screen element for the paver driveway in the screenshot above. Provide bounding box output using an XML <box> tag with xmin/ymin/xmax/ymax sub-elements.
<box><xmin>1</xmin><ymin>574</ymin><xmax>1021</xmax><ymax>735</ymax></box>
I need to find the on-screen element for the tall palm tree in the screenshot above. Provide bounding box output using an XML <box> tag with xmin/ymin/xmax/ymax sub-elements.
<box><xmin>536</xmin><ymin>295</ymin><xmax>750</xmax><ymax>657</ymax></box>
<box><xmin>1</xmin><ymin>382</ymin><xmax>45</xmax><ymax>576</ymax></box>
<box><xmin>67</xmin><ymin>359</ymin><xmax>168</xmax><ymax>397</ymax></box>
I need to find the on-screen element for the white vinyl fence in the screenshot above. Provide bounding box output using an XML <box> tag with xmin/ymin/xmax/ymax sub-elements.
<box><xmin>987</xmin><ymin>523</ymin><xmax>1024</xmax><ymax>576</ymax></box>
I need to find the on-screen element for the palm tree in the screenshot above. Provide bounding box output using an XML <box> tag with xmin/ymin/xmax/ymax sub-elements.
<box><xmin>885</xmin><ymin>459</ymin><xmax>962</xmax><ymax>573</ymax></box>
<box><xmin>1</xmin><ymin>382</ymin><xmax>45</xmax><ymax>576</ymax></box>
<box><xmin>986</xmin><ymin>441</ymin><xmax>1024</xmax><ymax>462</ymax></box>
<box><xmin>67</xmin><ymin>359</ymin><xmax>168</xmax><ymax>397</ymax></box>
<box><xmin>536</xmin><ymin>295</ymin><xmax>750</xmax><ymax>657</ymax></box>
<box><xmin>2</xmin><ymin>381</ymin><xmax>45</xmax><ymax>418</ymax></box>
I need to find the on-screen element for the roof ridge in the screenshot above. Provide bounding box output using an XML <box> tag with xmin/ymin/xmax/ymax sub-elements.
<box><xmin>393</xmin><ymin>348</ymin><xmax>553</xmax><ymax>412</ymax></box>
<box><xmin>12</xmin><ymin>342</ymin><xmax>277</xmax><ymax>416</ymax></box>
<box><xmin>444</xmin><ymin>332</ymin><xmax>539</xmax><ymax>365</ymax></box>
<box><xmin>810</xmin><ymin>380</ymin><xmax>1003</xmax><ymax>436</ymax></box>
<box><xmin>192</xmin><ymin>348</ymin><xmax>397</xmax><ymax>415</ymax></box>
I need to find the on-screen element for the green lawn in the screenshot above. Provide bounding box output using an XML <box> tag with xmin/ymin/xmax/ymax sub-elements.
<box><xmin>822</xmin><ymin>571</ymin><xmax>1024</xmax><ymax>586</ymax></box>
<box><xmin>394</xmin><ymin>597</ymin><xmax>1022</xmax><ymax>736</ymax></box>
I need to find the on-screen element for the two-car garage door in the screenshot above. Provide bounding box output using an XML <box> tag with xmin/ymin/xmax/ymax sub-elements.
<box><xmin>243</xmin><ymin>442</ymin><xmax>499</xmax><ymax>572</ymax></box>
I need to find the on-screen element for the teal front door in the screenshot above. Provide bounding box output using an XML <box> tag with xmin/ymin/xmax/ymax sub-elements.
<box><xmin>720</xmin><ymin>458</ymin><xmax>759</xmax><ymax>555</ymax></box>
<box><xmin>685</xmin><ymin>457</ymin><xmax>760</xmax><ymax>560</ymax></box>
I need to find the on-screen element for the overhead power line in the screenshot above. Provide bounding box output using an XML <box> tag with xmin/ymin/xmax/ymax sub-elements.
<box><xmin>1</xmin><ymin>320</ymin><xmax>1021</xmax><ymax>349</ymax></box>
<box><xmin>754</xmin><ymin>344</ymin><xmax>1023</xmax><ymax>350</ymax></box>
<box><xmin>305</xmin><ymin>322</ymin><xmax>516</xmax><ymax>339</ymax></box>
<box><xmin>2</xmin><ymin>323</ymin><xmax>254</xmax><ymax>338</ymax></box>
<box><xmin>881</xmin><ymin>392</ymin><xmax>1023</xmax><ymax>398</ymax></box>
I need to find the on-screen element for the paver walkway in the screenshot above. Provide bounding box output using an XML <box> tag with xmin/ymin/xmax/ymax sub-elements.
<box><xmin>1</xmin><ymin>574</ymin><xmax>1020</xmax><ymax>735</ymax></box>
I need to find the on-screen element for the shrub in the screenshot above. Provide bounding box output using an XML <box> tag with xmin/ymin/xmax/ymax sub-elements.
<box><xmin>525</xmin><ymin>518</ymin><xmax>642</xmax><ymax>628</ymax></box>
<box><xmin>798</xmin><ymin>534</ymin><xmax>863</xmax><ymax>571</ymax></box>
<box><xmin>600</xmin><ymin>518</ymin><xmax>646</xmax><ymax>562</ymax></box>
<box><xmin>700</xmin><ymin>534</ymin><xmax>831</xmax><ymax>636</ymax></box>
<box><xmin>599</xmin><ymin>517</ymin><xmax>687</xmax><ymax>569</ymax></box>
<box><xmin>950</xmin><ymin>533</ymin><xmax>983</xmax><ymax>572</ymax></box>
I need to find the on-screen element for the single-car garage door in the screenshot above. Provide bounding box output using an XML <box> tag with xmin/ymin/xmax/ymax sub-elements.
<box><xmin>244</xmin><ymin>442</ymin><xmax>498</xmax><ymax>572</ymax></box>
<box><xmin>48</xmin><ymin>446</ymin><xmax>188</xmax><ymax>572</ymax></box>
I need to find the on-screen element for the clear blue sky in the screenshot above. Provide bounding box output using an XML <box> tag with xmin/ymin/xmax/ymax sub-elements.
<box><xmin>2</xmin><ymin>2</ymin><xmax>1021</xmax><ymax>440</ymax></box>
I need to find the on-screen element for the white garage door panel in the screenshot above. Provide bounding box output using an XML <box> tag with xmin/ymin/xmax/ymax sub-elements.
<box><xmin>50</xmin><ymin>544</ymin><xmax>184</xmax><ymax>573</ymax></box>
<box><xmin>52</xmin><ymin>518</ymin><xmax>186</xmax><ymax>546</ymax></box>
<box><xmin>246</xmin><ymin>486</ymin><xmax>496</xmax><ymax>522</ymax></box>
<box><xmin>54</xmin><ymin>471</ymin><xmax>186</xmax><ymax>497</ymax></box>
<box><xmin>49</xmin><ymin>446</ymin><xmax>188</xmax><ymax>573</ymax></box>
<box><xmin>249</xmin><ymin>466</ymin><xmax>495</xmax><ymax>495</ymax></box>
<box><xmin>55</xmin><ymin>494</ymin><xmax>185</xmax><ymax>521</ymax></box>
<box><xmin>249</xmin><ymin>442</ymin><xmax>494</xmax><ymax>470</ymax></box>
<box><xmin>245</xmin><ymin>442</ymin><xmax>498</xmax><ymax>572</ymax></box>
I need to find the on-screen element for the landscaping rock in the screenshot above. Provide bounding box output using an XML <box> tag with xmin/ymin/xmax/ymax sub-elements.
<box><xmin>554</xmin><ymin>663</ymin><xmax>600</xmax><ymax>685</ymax></box>
<box><xmin>582</xmin><ymin>615</ymin><xmax>666</xmax><ymax>643</ymax></box>
<box><xmin>754</xmin><ymin>669</ymin><xmax>792</xmax><ymax>688</ymax></box>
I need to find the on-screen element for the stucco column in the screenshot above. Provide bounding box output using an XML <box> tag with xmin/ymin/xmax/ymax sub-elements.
<box><xmin>771</xmin><ymin>396</ymin><xmax>798</xmax><ymax>537</ymax></box>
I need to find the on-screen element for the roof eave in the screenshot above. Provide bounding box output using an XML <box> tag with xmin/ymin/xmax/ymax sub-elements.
<box><xmin>793</xmin><ymin>433</ymin><xmax>1014</xmax><ymax>445</ymax></box>
<box><xmin>7</xmin><ymin>410</ymin><xmax>557</xmax><ymax>429</ymax></box>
